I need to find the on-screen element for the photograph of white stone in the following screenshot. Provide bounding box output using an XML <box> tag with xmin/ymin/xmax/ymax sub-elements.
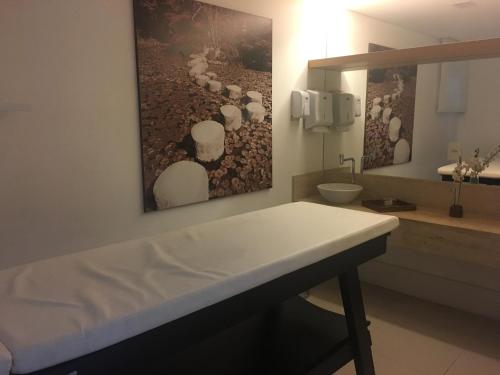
<box><xmin>363</xmin><ymin>43</ymin><xmax>417</xmax><ymax>170</ymax></box>
<box><xmin>133</xmin><ymin>0</ymin><xmax>272</xmax><ymax>211</ymax></box>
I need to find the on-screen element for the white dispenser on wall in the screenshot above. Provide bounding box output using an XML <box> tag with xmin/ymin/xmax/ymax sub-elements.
<box><xmin>291</xmin><ymin>89</ymin><xmax>359</xmax><ymax>131</ymax></box>
<box><xmin>332</xmin><ymin>93</ymin><xmax>356</xmax><ymax>130</ymax></box>
<box><xmin>305</xmin><ymin>90</ymin><xmax>333</xmax><ymax>130</ymax></box>
<box><xmin>291</xmin><ymin>90</ymin><xmax>310</xmax><ymax>119</ymax></box>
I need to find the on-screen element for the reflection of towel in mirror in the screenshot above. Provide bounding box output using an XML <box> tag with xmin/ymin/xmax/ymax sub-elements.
<box><xmin>437</xmin><ymin>159</ymin><xmax>500</xmax><ymax>179</ymax></box>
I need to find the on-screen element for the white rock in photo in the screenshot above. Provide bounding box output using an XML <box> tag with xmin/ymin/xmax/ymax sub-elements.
<box><xmin>220</xmin><ymin>105</ymin><xmax>242</xmax><ymax>131</ymax></box>
<box><xmin>191</xmin><ymin>120</ymin><xmax>225</xmax><ymax>162</ymax></box>
<box><xmin>196</xmin><ymin>75</ymin><xmax>210</xmax><ymax>87</ymax></box>
<box><xmin>214</xmin><ymin>47</ymin><xmax>222</xmax><ymax>59</ymax></box>
<box><xmin>388</xmin><ymin>117</ymin><xmax>402</xmax><ymax>142</ymax></box>
<box><xmin>372</xmin><ymin>97</ymin><xmax>382</xmax><ymax>106</ymax></box>
<box><xmin>247</xmin><ymin>90</ymin><xmax>263</xmax><ymax>104</ymax></box>
<box><xmin>206</xmin><ymin>72</ymin><xmax>218</xmax><ymax>79</ymax></box>
<box><xmin>189</xmin><ymin>62</ymin><xmax>208</xmax><ymax>77</ymax></box>
<box><xmin>190</xmin><ymin>53</ymin><xmax>205</xmax><ymax>59</ymax></box>
<box><xmin>370</xmin><ymin>104</ymin><xmax>382</xmax><ymax>120</ymax></box>
<box><xmin>208</xmin><ymin>80</ymin><xmax>222</xmax><ymax>93</ymax></box>
<box><xmin>384</xmin><ymin>94</ymin><xmax>391</xmax><ymax>104</ymax></box>
<box><xmin>246</xmin><ymin>102</ymin><xmax>266</xmax><ymax>123</ymax></box>
<box><xmin>226</xmin><ymin>84</ymin><xmax>242</xmax><ymax>99</ymax></box>
<box><xmin>393</xmin><ymin>138</ymin><xmax>411</xmax><ymax>164</ymax></box>
<box><xmin>393</xmin><ymin>86</ymin><xmax>404</xmax><ymax>96</ymax></box>
<box><xmin>153</xmin><ymin>160</ymin><xmax>209</xmax><ymax>209</ymax></box>
<box><xmin>187</xmin><ymin>57</ymin><xmax>207</xmax><ymax>67</ymax></box>
<box><xmin>382</xmin><ymin>107</ymin><xmax>392</xmax><ymax>125</ymax></box>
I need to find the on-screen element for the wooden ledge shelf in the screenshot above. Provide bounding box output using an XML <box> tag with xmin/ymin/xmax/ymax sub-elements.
<box><xmin>309</xmin><ymin>37</ymin><xmax>500</xmax><ymax>71</ymax></box>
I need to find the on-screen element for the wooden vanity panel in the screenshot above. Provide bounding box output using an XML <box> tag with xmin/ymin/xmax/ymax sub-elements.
<box><xmin>388</xmin><ymin>207</ymin><xmax>500</xmax><ymax>236</ymax></box>
<box><xmin>388</xmin><ymin>220</ymin><xmax>500</xmax><ymax>270</ymax></box>
<box><xmin>375</xmin><ymin>246</ymin><xmax>500</xmax><ymax>293</ymax></box>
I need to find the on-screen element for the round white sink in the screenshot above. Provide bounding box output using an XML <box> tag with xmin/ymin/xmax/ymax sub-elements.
<box><xmin>317</xmin><ymin>183</ymin><xmax>363</xmax><ymax>204</ymax></box>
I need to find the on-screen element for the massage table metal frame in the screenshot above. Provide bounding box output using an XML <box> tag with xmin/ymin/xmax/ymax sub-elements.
<box><xmin>20</xmin><ymin>235</ymin><xmax>387</xmax><ymax>375</ymax></box>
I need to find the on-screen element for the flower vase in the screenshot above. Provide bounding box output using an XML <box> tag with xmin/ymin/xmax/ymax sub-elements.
<box><xmin>449</xmin><ymin>183</ymin><xmax>463</xmax><ymax>218</ymax></box>
<box><xmin>469</xmin><ymin>175</ymin><xmax>480</xmax><ymax>184</ymax></box>
<box><xmin>449</xmin><ymin>204</ymin><xmax>463</xmax><ymax>218</ymax></box>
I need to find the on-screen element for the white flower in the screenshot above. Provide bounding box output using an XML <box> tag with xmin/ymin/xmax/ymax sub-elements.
<box><xmin>467</xmin><ymin>156</ymin><xmax>483</xmax><ymax>172</ymax></box>
<box><xmin>467</xmin><ymin>145</ymin><xmax>500</xmax><ymax>178</ymax></box>
<box><xmin>452</xmin><ymin>156</ymin><xmax>469</xmax><ymax>183</ymax></box>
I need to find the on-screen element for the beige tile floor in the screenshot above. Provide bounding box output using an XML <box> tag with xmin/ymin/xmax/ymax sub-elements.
<box><xmin>307</xmin><ymin>280</ymin><xmax>500</xmax><ymax>375</ymax></box>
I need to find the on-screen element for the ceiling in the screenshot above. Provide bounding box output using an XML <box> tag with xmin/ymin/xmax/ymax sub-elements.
<box><xmin>345</xmin><ymin>0</ymin><xmax>500</xmax><ymax>41</ymax></box>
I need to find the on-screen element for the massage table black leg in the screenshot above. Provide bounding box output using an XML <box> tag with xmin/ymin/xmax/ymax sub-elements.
<box><xmin>339</xmin><ymin>268</ymin><xmax>375</xmax><ymax>375</ymax></box>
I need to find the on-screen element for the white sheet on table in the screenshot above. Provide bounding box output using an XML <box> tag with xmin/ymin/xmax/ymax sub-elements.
<box><xmin>0</xmin><ymin>202</ymin><xmax>398</xmax><ymax>374</ymax></box>
<box><xmin>0</xmin><ymin>342</ymin><xmax>12</xmax><ymax>375</ymax></box>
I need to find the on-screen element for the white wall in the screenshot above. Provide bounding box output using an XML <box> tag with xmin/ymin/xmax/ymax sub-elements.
<box><xmin>457</xmin><ymin>58</ymin><xmax>500</xmax><ymax>158</ymax></box>
<box><xmin>0</xmin><ymin>0</ymin><xmax>328</xmax><ymax>269</ymax></box>
<box><xmin>323</xmin><ymin>10</ymin><xmax>458</xmax><ymax>180</ymax></box>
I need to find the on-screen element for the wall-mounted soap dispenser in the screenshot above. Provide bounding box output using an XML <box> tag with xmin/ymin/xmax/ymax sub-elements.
<box><xmin>332</xmin><ymin>93</ymin><xmax>355</xmax><ymax>130</ymax></box>
<box><xmin>291</xmin><ymin>89</ymin><xmax>360</xmax><ymax>132</ymax></box>
<box><xmin>304</xmin><ymin>90</ymin><xmax>333</xmax><ymax>130</ymax></box>
<box><xmin>291</xmin><ymin>90</ymin><xmax>310</xmax><ymax>119</ymax></box>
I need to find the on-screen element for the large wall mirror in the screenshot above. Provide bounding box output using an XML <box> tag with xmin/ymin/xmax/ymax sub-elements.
<box><xmin>319</xmin><ymin>4</ymin><xmax>500</xmax><ymax>186</ymax></box>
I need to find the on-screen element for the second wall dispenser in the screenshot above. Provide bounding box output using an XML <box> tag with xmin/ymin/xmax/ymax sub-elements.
<box><xmin>291</xmin><ymin>90</ymin><xmax>360</xmax><ymax>132</ymax></box>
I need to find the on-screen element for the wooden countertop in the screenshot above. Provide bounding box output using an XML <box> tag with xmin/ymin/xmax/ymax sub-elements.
<box><xmin>302</xmin><ymin>195</ymin><xmax>500</xmax><ymax>236</ymax></box>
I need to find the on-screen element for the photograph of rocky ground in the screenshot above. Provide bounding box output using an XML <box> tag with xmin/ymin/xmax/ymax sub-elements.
<box><xmin>363</xmin><ymin>44</ymin><xmax>417</xmax><ymax>170</ymax></box>
<box><xmin>133</xmin><ymin>0</ymin><xmax>272</xmax><ymax>211</ymax></box>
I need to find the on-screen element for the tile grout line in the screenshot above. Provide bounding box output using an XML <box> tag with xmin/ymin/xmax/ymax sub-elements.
<box><xmin>443</xmin><ymin>351</ymin><xmax>464</xmax><ymax>375</ymax></box>
<box><xmin>310</xmin><ymin>284</ymin><xmax>500</xmax><ymax>374</ymax></box>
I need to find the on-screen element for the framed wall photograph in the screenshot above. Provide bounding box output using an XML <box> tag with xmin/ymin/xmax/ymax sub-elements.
<box><xmin>133</xmin><ymin>0</ymin><xmax>272</xmax><ymax>212</ymax></box>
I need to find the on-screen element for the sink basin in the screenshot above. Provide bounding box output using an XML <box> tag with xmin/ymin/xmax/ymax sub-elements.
<box><xmin>317</xmin><ymin>183</ymin><xmax>363</xmax><ymax>204</ymax></box>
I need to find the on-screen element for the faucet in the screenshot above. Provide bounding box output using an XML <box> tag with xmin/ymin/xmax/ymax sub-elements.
<box><xmin>339</xmin><ymin>154</ymin><xmax>356</xmax><ymax>184</ymax></box>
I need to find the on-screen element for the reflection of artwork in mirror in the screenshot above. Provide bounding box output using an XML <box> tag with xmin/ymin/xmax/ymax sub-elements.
<box><xmin>133</xmin><ymin>0</ymin><xmax>272</xmax><ymax>212</ymax></box>
<box><xmin>363</xmin><ymin>43</ymin><xmax>417</xmax><ymax>170</ymax></box>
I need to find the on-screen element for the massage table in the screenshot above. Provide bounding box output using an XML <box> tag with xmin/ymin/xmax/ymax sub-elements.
<box><xmin>0</xmin><ymin>202</ymin><xmax>398</xmax><ymax>375</ymax></box>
